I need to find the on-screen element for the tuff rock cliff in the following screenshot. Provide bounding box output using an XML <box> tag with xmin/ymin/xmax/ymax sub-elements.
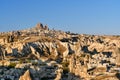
<box><xmin>0</xmin><ymin>23</ymin><xmax>120</xmax><ymax>80</ymax></box>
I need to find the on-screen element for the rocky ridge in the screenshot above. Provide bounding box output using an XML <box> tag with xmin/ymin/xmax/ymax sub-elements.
<box><xmin>0</xmin><ymin>23</ymin><xmax>120</xmax><ymax>80</ymax></box>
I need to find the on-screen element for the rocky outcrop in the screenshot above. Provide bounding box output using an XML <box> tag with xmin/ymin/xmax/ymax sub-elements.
<box><xmin>35</xmin><ymin>23</ymin><xmax>44</xmax><ymax>30</ymax></box>
<box><xmin>0</xmin><ymin>45</ymin><xmax>6</xmax><ymax>60</ymax></box>
<box><xmin>69</xmin><ymin>54</ymin><xmax>88</xmax><ymax>79</ymax></box>
<box><xmin>0</xmin><ymin>23</ymin><xmax>120</xmax><ymax>80</ymax></box>
<box><xmin>19</xmin><ymin>70</ymin><xmax>32</xmax><ymax>80</ymax></box>
<box><xmin>115</xmin><ymin>48</ymin><xmax>120</xmax><ymax>65</ymax></box>
<box><xmin>35</xmin><ymin>23</ymin><xmax>49</xmax><ymax>30</ymax></box>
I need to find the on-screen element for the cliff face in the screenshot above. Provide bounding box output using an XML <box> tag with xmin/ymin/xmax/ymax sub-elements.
<box><xmin>0</xmin><ymin>23</ymin><xmax>120</xmax><ymax>80</ymax></box>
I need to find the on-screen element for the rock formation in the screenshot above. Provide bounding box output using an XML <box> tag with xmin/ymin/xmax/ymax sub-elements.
<box><xmin>0</xmin><ymin>45</ymin><xmax>6</xmax><ymax>60</ymax></box>
<box><xmin>19</xmin><ymin>70</ymin><xmax>32</xmax><ymax>80</ymax></box>
<box><xmin>0</xmin><ymin>23</ymin><xmax>119</xmax><ymax>80</ymax></box>
<box><xmin>35</xmin><ymin>23</ymin><xmax>43</xmax><ymax>29</ymax></box>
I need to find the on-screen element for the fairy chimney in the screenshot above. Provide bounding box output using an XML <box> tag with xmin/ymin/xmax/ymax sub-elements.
<box><xmin>35</xmin><ymin>23</ymin><xmax>43</xmax><ymax>29</ymax></box>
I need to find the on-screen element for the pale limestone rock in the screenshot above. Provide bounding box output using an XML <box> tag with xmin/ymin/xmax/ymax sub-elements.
<box><xmin>35</xmin><ymin>23</ymin><xmax>43</xmax><ymax>30</ymax></box>
<box><xmin>19</xmin><ymin>70</ymin><xmax>32</xmax><ymax>80</ymax></box>
<box><xmin>30</xmin><ymin>46</ymin><xmax>40</xmax><ymax>59</ymax></box>
<box><xmin>115</xmin><ymin>48</ymin><xmax>120</xmax><ymax>65</ymax></box>
<box><xmin>0</xmin><ymin>60</ymin><xmax>10</xmax><ymax>66</ymax></box>
<box><xmin>0</xmin><ymin>38</ymin><xmax>5</xmax><ymax>44</ymax></box>
<box><xmin>0</xmin><ymin>46</ymin><xmax>6</xmax><ymax>60</ymax></box>
<box><xmin>5</xmin><ymin>47</ymin><xmax>12</xmax><ymax>54</ymax></box>
<box><xmin>88</xmin><ymin>43</ymin><xmax>104</xmax><ymax>52</ymax></box>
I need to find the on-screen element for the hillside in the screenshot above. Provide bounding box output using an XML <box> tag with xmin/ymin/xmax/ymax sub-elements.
<box><xmin>0</xmin><ymin>23</ymin><xmax>120</xmax><ymax>80</ymax></box>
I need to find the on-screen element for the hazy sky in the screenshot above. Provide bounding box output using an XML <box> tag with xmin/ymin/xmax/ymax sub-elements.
<box><xmin>0</xmin><ymin>0</ymin><xmax>120</xmax><ymax>35</ymax></box>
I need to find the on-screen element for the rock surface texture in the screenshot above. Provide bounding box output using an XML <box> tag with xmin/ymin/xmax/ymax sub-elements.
<box><xmin>0</xmin><ymin>23</ymin><xmax>120</xmax><ymax>80</ymax></box>
<box><xmin>19</xmin><ymin>70</ymin><xmax>32</xmax><ymax>80</ymax></box>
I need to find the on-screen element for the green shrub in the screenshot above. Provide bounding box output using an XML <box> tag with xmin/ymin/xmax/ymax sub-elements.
<box><xmin>61</xmin><ymin>61</ymin><xmax>69</xmax><ymax>67</ymax></box>
<box><xmin>61</xmin><ymin>61</ymin><xmax>69</xmax><ymax>74</ymax></box>
<box><xmin>25</xmin><ymin>59</ymin><xmax>31</xmax><ymax>63</ymax></box>
<box><xmin>63</xmin><ymin>67</ymin><xmax>69</xmax><ymax>74</ymax></box>
<box><xmin>32</xmin><ymin>62</ymin><xmax>38</xmax><ymax>65</ymax></box>
<box><xmin>8</xmin><ymin>62</ymin><xmax>16</xmax><ymax>68</ymax></box>
<box><xmin>116</xmin><ymin>72</ymin><xmax>120</xmax><ymax>79</ymax></box>
<box><xmin>19</xmin><ymin>59</ymin><xmax>24</xmax><ymax>64</ymax></box>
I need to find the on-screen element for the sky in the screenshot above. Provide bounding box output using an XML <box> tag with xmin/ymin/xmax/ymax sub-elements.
<box><xmin>0</xmin><ymin>0</ymin><xmax>120</xmax><ymax>35</ymax></box>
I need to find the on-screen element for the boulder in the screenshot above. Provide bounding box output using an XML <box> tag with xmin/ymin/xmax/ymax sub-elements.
<box><xmin>19</xmin><ymin>70</ymin><xmax>32</xmax><ymax>80</ymax></box>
